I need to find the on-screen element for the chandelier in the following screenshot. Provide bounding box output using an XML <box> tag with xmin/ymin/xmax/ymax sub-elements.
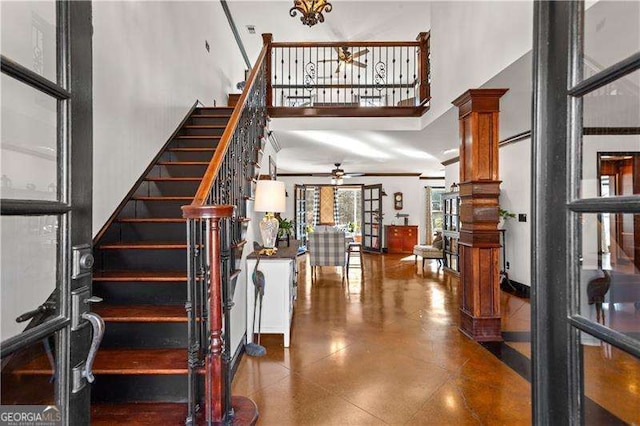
<box><xmin>289</xmin><ymin>0</ymin><xmax>332</xmax><ymax>27</ymax></box>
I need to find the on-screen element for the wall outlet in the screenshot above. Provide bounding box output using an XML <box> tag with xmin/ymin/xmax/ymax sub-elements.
<box><xmin>518</xmin><ymin>213</ymin><xmax>527</xmax><ymax>222</ymax></box>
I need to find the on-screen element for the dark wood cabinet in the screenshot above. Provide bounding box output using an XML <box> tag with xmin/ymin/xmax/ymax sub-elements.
<box><xmin>386</xmin><ymin>225</ymin><xmax>418</xmax><ymax>254</ymax></box>
<box><xmin>443</xmin><ymin>191</ymin><xmax>460</xmax><ymax>275</ymax></box>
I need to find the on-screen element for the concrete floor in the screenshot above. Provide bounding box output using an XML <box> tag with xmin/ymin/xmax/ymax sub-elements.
<box><xmin>233</xmin><ymin>254</ymin><xmax>534</xmax><ymax>425</ymax></box>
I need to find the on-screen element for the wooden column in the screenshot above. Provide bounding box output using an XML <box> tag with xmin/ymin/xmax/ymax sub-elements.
<box><xmin>416</xmin><ymin>32</ymin><xmax>430</xmax><ymax>105</ymax></box>
<box><xmin>452</xmin><ymin>88</ymin><xmax>508</xmax><ymax>342</ymax></box>
<box><xmin>262</xmin><ymin>33</ymin><xmax>273</xmax><ymax>107</ymax></box>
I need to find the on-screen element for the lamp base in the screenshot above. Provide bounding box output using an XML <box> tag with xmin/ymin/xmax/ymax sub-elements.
<box><xmin>259</xmin><ymin>213</ymin><xmax>280</xmax><ymax>253</ymax></box>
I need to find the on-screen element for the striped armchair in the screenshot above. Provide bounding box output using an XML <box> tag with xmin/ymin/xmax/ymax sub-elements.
<box><xmin>308</xmin><ymin>232</ymin><xmax>347</xmax><ymax>280</ymax></box>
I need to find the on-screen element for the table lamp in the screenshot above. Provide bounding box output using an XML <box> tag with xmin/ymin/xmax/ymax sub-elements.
<box><xmin>254</xmin><ymin>180</ymin><xmax>286</xmax><ymax>254</ymax></box>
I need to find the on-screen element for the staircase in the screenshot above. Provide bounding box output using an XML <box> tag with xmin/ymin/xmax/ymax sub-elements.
<box><xmin>89</xmin><ymin>106</ymin><xmax>236</xmax><ymax>422</ymax></box>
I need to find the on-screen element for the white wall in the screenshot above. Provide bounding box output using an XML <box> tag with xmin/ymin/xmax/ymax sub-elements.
<box><xmin>424</xmin><ymin>1</ymin><xmax>533</xmax><ymax>127</ymax></box>
<box><xmin>92</xmin><ymin>1</ymin><xmax>246</xmax><ymax>236</ymax></box>
<box><xmin>277</xmin><ymin>175</ymin><xmax>444</xmax><ymax>245</ymax></box>
<box><xmin>499</xmin><ymin>139</ymin><xmax>532</xmax><ymax>286</ymax></box>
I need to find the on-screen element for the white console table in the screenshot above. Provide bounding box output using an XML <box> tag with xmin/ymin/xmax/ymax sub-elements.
<box><xmin>246</xmin><ymin>245</ymin><xmax>299</xmax><ymax>347</ymax></box>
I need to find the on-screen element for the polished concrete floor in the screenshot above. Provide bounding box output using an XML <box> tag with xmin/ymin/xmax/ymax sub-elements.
<box><xmin>233</xmin><ymin>254</ymin><xmax>532</xmax><ymax>425</ymax></box>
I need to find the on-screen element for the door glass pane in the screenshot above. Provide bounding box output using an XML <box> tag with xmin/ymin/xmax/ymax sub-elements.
<box><xmin>583</xmin><ymin>0</ymin><xmax>640</xmax><ymax>75</ymax></box>
<box><xmin>1</xmin><ymin>0</ymin><xmax>57</xmax><ymax>82</ymax></box>
<box><xmin>1</xmin><ymin>215</ymin><xmax>59</xmax><ymax>342</ymax></box>
<box><xmin>579</xmin><ymin>213</ymin><xmax>640</xmax><ymax>340</ymax></box>
<box><xmin>580</xmin><ymin>68</ymin><xmax>640</xmax><ymax>200</ymax></box>
<box><xmin>1</xmin><ymin>74</ymin><xmax>58</xmax><ymax>201</ymax></box>
<box><xmin>581</xmin><ymin>336</ymin><xmax>640</xmax><ymax>424</ymax></box>
<box><xmin>582</xmin><ymin>69</ymin><xmax>640</xmax><ymax>130</ymax></box>
<box><xmin>1</xmin><ymin>334</ymin><xmax>58</xmax><ymax>406</ymax></box>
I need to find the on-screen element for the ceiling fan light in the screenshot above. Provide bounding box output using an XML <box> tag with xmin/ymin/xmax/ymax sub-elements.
<box><xmin>289</xmin><ymin>0</ymin><xmax>332</xmax><ymax>27</ymax></box>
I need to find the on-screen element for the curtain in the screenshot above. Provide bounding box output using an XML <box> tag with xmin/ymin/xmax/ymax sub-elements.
<box><xmin>313</xmin><ymin>187</ymin><xmax>320</xmax><ymax>226</ymax></box>
<box><xmin>425</xmin><ymin>187</ymin><xmax>433</xmax><ymax>245</ymax></box>
<box><xmin>333</xmin><ymin>187</ymin><xmax>340</xmax><ymax>225</ymax></box>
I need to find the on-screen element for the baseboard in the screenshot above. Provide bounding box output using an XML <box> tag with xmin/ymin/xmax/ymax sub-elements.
<box><xmin>230</xmin><ymin>332</ymin><xmax>247</xmax><ymax>382</ymax></box>
<box><xmin>501</xmin><ymin>278</ymin><xmax>530</xmax><ymax>298</ymax></box>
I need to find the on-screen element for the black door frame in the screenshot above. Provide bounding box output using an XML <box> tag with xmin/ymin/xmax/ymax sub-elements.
<box><xmin>532</xmin><ymin>1</ymin><xmax>640</xmax><ymax>423</ymax></box>
<box><xmin>0</xmin><ymin>1</ymin><xmax>93</xmax><ymax>423</ymax></box>
<box><xmin>362</xmin><ymin>184</ymin><xmax>383</xmax><ymax>253</ymax></box>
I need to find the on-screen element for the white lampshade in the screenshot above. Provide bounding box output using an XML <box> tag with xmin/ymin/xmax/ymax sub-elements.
<box><xmin>254</xmin><ymin>180</ymin><xmax>286</xmax><ymax>213</ymax></box>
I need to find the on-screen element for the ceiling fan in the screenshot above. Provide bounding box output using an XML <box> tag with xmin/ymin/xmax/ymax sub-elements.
<box><xmin>319</xmin><ymin>47</ymin><xmax>369</xmax><ymax>75</ymax></box>
<box><xmin>330</xmin><ymin>163</ymin><xmax>364</xmax><ymax>185</ymax></box>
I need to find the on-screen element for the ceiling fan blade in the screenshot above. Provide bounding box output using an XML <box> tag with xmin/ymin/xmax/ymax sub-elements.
<box><xmin>351</xmin><ymin>49</ymin><xmax>369</xmax><ymax>59</ymax></box>
<box><xmin>345</xmin><ymin>173</ymin><xmax>365</xmax><ymax>178</ymax></box>
<box><xmin>352</xmin><ymin>61</ymin><xmax>367</xmax><ymax>69</ymax></box>
<box><xmin>318</xmin><ymin>59</ymin><xmax>339</xmax><ymax>63</ymax></box>
<box><xmin>335</xmin><ymin>63</ymin><xmax>342</xmax><ymax>74</ymax></box>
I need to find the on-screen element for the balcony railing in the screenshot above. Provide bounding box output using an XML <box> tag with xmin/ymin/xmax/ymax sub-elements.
<box><xmin>263</xmin><ymin>32</ymin><xmax>430</xmax><ymax>116</ymax></box>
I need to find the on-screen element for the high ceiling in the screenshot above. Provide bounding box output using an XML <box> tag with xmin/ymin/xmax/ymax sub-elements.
<box><xmin>226</xmin><ymin>1</ymin><xmax>518</xmax><ymax>176</ymax></box>
<box><xmin>228</xmin><ymin>1</ymin><xmax>431</xmax><ymax>63</ymax></box>
<box><xmin>226</xmin><ymin>0</ymin><xmax>638</xmax><ymax>176</ymax></box>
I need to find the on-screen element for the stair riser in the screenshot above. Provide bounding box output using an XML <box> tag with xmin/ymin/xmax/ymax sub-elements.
<box><xmin>170</xmin><ymin>138</ymin><xmax>220</xmax><ymax>149</ymax></box>
<box><xmin>121</xmin><ymin>200</ymin><xmax>191</xmax><ymax>218</ymax></box>
<box><xmin>137</xmin><ymin>181</ymin><xmax>200</xmax><ymax>197</ymax></box>
<box><xmin>193</xmin><ymin>107</ymin><xmax>234</xmax><ymax>116</ymax></box>
<box><xmin>92</xmin><ymin>375</ymin><xmax>199</xmax><ymax>403</ymax></box>
<box><xmin>102</xmin><ymin>323</ymin><xmax>188</xmax><ymax>348</ymax></box>
<box><xmin>98</xmin><ymin>249</ymin><xmax>186</xmax><ymax>272</ymax></box>
<box><xmin>93</xmin><ymin>282</ymin><xmax>187</xmax><ymax>305</ymax></box>
<box><xmin>161</xmin><ymin>151</ymin><xmax>214</xmax><ymax>162</ymax></box>
<box><xmin>151</xmin><ymin>164</ymin><xmax>208</xmax><ymax>178</ymax></box>
<box><xmin>99</xmin><ymin>222</ymin><xmax>186</xmax><ymax>243</ymax></box>
<box><xmin>190</xmin><ymin>116</ymin><xmax>230</xmax><ymax>126</ymax></box>
<box><xmin>182</xmin><ymin>127</ymin><xmax>225</xmax><ymax>137</ymax></box>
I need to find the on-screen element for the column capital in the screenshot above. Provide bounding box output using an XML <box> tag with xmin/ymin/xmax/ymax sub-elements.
<box><xmin>452</xmin><ymin>89</ymin><xmax>509</xmax><ymax>119</ymax></box>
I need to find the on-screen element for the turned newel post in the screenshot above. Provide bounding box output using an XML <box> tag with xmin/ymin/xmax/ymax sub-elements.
<box><xmin>262</xmin><ymin>33</ymin><xmax>273</xmax><ymax>107</ymax></box>
<box><xmin>417</xmin><ymin>32</ymin><xmax>430</xmax><ymax>105</ymax></box>
<box><xmin>452</xmin><ymin>88</ymin><xmax>508</xmax><ymax>342</ymax></box>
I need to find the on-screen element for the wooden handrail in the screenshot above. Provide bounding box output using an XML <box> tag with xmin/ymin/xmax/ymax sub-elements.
<box><xmin>191</xmin><ymin>39</ymin><xmax>270</xmax><ymax>206</ymax></box>
<box><xmin>271</xmin><ymin>41</ymin><xmax>420</xmax><ymax>48</ymax></box>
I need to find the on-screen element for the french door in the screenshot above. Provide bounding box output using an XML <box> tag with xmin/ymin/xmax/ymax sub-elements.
<box><xmin>362</xmin><ymin>184</ymin><xmax>382</xmax><ymax>253</ymax></box>
<box><xmin>533</xmin><ymin>1</ymin><xmax>640</xmax><ymax>423</ymax></box>
<box><xmin>1</xmin><ymin>1</ymin><xmax>96</xmax><ymax>424</ymax></box>
<box><xmin>294</xmin><ymin>184</ymin><xmax>308</xmax><ymax>245</ymax></box>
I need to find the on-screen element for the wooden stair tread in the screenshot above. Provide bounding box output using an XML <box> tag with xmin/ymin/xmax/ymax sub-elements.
<box><xmin>92</xmin><ymin>403</ymin><xmax>189</xmax><ymax>426</ymax></box>
<box><xmin>143</xmin><ymin>177</ymin><xmax>202</xmax><ymax>182</ymax></box>
<box><xmin>93</xmin><ymin>270</ymin><xmax>187</xmax><ymax>282</ymax></box>
<box><xmin>93</xmin><ymin>305</ymin><xmax>186</xmax><ymax>322</ymax></box>
<box><xmin>156</xmin><ymin>161</ymin><xmax>209</xmax><ymax>165</ymax></box>
<box><xmin>166</xmin><ymin>147</ymin><xmax>215</xmax><ymax>152</ymax></box>
<box><xmin>16</xmin><ymin>348</ymin><xmax>189</xmax><ymax>375</ymax></box>
<box><xmin>116</xmin><ymin>218</ymin><xmax>186</xmax><ymax>223</ymax></box>
<box><xmin>132</xmin><ymin>196</ymin><xmax>193</xmax><ymax>201</ymax></box>
<box><xmin>99</xmin><ymin>242</ymin><xmax>187</xmax><ymax>250</ymax></box>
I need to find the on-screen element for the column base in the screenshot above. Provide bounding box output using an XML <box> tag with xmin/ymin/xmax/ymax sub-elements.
<box><xmin>232</xmin><ymin>395</ymin><xmax>259</xmax><ymax>425</ymax></box>
<box><xmin>459</xmin><ymin>308</ymin><xmax>503</xmax><ymax>342</ymax></box>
